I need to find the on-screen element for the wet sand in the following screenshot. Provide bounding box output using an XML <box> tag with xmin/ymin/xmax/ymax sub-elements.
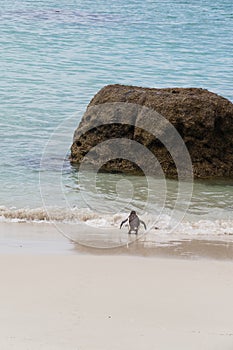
<box><xmin>0</xmin><ymin>222</ymin><xmax>73</xmax><ymax>254</ymax></box>
<box><xmin>1</xmin><ymin>221</ymin><xmax>233</xmax><ymax>260</ymax></box>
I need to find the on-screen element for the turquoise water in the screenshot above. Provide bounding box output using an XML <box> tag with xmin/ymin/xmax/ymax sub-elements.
<box><xmin>0</xmin><ymin>0</ymin><xmax>233</xmax><ymax>236</ymax></box>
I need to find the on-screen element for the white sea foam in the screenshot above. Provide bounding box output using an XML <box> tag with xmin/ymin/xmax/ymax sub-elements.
<box><xmin>0</xmin><ymin>205</ymin><xmax>233</xmax><ymax>244</ymax></box>
<box><xmin>0</xmin><ymin>206</ymin><xmax>98</xmax><ymax>223</ymax></box>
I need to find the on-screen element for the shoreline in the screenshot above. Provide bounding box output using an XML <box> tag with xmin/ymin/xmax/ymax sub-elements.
<box><xmin>0</xmin><ymin>221</ymin><xmax>233</xmax><ymax>260</ymax></box>
<box><xmin>74</xmin><ymin>238</ymin><xmax>233</xmax><ymax>261</ymax></box>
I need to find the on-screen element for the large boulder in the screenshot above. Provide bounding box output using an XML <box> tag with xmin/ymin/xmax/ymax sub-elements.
<box><xmin>70</xmin><ymin>84</ymin><xmax>233</xmax><ymax>178</ymax></box>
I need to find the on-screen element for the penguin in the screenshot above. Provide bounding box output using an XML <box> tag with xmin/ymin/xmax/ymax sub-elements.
<box><xmin>120</xmin><ymin>210</ymin><xmax>146</xmax><ymax>234</ymax></box>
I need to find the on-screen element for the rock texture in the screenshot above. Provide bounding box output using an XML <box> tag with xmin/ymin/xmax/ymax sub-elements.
<box><xmin>70</xmin><ymin>84</ymin><xmax>233</xmax><ymax>178</ymax></box>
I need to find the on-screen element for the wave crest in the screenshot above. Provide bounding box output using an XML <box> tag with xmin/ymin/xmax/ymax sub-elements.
<box><xmin>0</xmin><ymin>206</ymin><xmax>100</xmax><ymax>223</ymax></box>
<box><xmin>1</xmin><ymin>205</ymin><xmax>233</xmax><ymax>240</ymax></box>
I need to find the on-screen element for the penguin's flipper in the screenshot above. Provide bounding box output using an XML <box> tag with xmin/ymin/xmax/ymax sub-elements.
<box><xmin>120</xmin><ymin>218</ymin><xmax>128</xmax><ymax>229</ymax></box>
<box><xmin>140</xmin><ymin>220</ymin><xmax>147</xmax><ymax>230</ymax></box>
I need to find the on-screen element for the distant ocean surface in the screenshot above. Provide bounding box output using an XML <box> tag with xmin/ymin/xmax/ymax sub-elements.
<box><xmin>0</xmin><ymin>0</ymin><xmax>233</xmax><ymax>243</ymax></box>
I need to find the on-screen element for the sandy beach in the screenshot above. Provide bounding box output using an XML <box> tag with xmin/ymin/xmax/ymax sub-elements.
<box><xmin>1</xmin><ymin>255</ymin><xmax>233</xmax><ymax>350</ymax></box>
<box><xmin>0</xmin><ymin>222</ymin><xmax>233</xmax><ymax>349</ymax></box>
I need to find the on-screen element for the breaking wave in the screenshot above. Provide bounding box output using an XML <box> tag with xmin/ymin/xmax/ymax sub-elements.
<box><xmin>1</xmin><ymin>205</ymin><xmax>233</xmax><ymax>242</ymax></box>
<box><xmin>0</xmin><ymin>205</ymin><xmax>101</xmax><ymax>223</ymax></box>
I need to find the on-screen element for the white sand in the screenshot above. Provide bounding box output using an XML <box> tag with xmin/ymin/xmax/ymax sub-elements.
<box><xmin>0</xmin><ymin>254</ymin><xmax>233</xmax><ymax>350</ymax></box>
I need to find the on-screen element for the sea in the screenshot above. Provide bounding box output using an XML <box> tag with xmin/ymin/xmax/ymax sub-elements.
<box><xmin>0</xmin><ymin>0</ymin><xmax>233</xmax><ymax>247</ymax></box>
